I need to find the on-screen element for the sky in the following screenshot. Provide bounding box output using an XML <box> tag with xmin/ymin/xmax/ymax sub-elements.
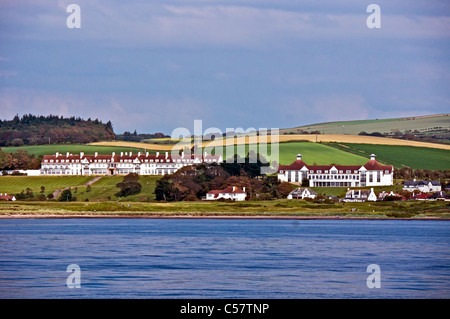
<box><xmin>0</xmin><ymin>0</ymin><xmax>449</xmax><ymax>134</ymax></box>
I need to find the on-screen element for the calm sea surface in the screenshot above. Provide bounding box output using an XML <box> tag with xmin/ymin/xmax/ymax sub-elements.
<box><xmin>0</xmin><ymin>218</ymin><xmax>449</xmax><ymax>299</ymax></box>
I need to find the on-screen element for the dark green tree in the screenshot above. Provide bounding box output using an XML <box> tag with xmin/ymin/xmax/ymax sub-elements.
<box><xmin>59</xmin><ymin>189</ymin><xmax>73</xmax><ymax>202</ymax></box>
<box><xmin>115</xmin><ymin>173</ymin><xmax>142</xmax><ymax>197</ymax></box>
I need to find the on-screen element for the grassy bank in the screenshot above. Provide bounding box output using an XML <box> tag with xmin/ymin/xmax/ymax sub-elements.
<box><xmin>0</xmin><ymin>199</ymin><xmax>448</xmax><ymax>219</ymax></box>
<box><xmin>326</xmin><ymin>143</ymin><xmax>450</xmax><ymax>170</ymax></box>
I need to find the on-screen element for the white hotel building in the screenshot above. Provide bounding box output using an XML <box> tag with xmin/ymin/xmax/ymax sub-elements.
<box><xmin>278</xmin><ymin>154</ymin><xmax>393</xmax><ymax>187</ymax></box>
<box><xmin>39</xmin><ymin>151</ymin><xmax>222</xmax><ymax>176</ymax></box>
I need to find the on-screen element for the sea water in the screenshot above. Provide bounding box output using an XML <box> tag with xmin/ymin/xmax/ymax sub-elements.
<box><xmin>0</xmin><ymin>218</ymin><xmax>448</xmax><ymax>299</ymax></box>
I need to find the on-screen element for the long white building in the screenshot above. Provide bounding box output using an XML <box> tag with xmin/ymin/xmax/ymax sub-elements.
<box><xmin>39</xmin><ymin>151</ymin><xmax>222</xmax><ymax>176</ymax></box>
<box><xmin>278</xmin><ymin>154</ymin><xmax>393</xmax><ymax>187</ymax></box>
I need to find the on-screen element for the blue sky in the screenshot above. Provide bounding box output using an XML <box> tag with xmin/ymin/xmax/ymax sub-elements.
<box><xmin>0</xmin><ymin>0</ymin><xmax>449</xmax><ymax>134</ymax></box>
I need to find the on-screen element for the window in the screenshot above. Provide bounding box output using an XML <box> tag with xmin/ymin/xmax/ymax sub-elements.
<box><xmin>377</xmin><ymin>171</ymin><xmax>381</xmax><ymax>183</ymax></box>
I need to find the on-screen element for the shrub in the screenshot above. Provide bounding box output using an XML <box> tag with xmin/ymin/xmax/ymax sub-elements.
<box><xmin>58</xmin><ymin>189</ymin><xmax>73</xmax><ymax>202</ymax></box>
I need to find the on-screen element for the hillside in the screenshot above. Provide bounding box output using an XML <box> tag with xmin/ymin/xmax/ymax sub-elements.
<box><xmin>281</xmin><ymin>114</ymin><xmax>450</xmax><ymax>143</ymax></box>
<box><xmin>0</xmin><ymin>114</ymin><xmax>115</xmax><ymax>146</ymax></box>
<box><xmin>1</xmin><ymin>144</ymin><xmax>149</xmax><ymax>157</ymax></box>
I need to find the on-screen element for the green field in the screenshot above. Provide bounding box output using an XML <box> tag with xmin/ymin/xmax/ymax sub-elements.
<box><xmin>209</xmin><ymin>142</ymin><xmax>369</xmax><ymax>165</ymax></box>
<box><xmin>1</xmin><ymin>144</ymin><xmax>150</xmax><ymax>157</ymax></box>
<box><xmin>1</xmin><ymin>198</ymin><xmax>449</xmax><ymax>219</ymax></box>
<box><xmin>0</xmin><ymin>176</ymin><xmax>95</xmax><ymax>195</ymax></box>
<box><xmin>282</xmin><ymin>114</ymin><xmax>450</xmax><ymax>135</ymax></box>
<box><xmin>0</xmin><ymin>175</ymin><xmax>161</xmax><ymax>201</ymax></box>
<box><xmin>327</xmin><ymin>143</ymin><xmax>450</xmax><ymax>170</ymax></box>
<box><xmin>74</xmin><ymin>175</ymin><xmax>161</xmax><ymax>202</ymax></box>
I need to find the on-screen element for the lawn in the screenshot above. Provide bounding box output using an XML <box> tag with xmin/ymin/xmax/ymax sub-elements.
<box><xmin>206</xmin><ymin>141</ymin><xmax>369</xmax><ymax>165</ymax></box>
<box><xmin>1</xmin><ymin>198</ymin><xmax>449</xmax><ymax>219</ymax></box>
<box><xmin>0</xmin><ymin>175</ymin><xmax>95</xmax><ymax>195</ymax></box>
<box><xmin>1</xmin><ymin>144</ymin><xmax>150</xmax><ymax>157</ymax></box>
<box><xmin>327</xmin><ymin>143</ymin><xmax>450</xmax><ymax>170</ymax></box>
<box><xmin>74</xmin><ymin>175</ymin><xmax>161</xmax><ymax>202</ymax></box>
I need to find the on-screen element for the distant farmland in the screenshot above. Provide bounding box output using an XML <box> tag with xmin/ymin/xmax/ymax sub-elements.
<box><xmin>0</xmin><ymin>176</ymin><xmax>95</xmax><ymax>195</ymax></box>
<box><xmin>282</xmin><ymin>113</ymin><xmax>450</xmax><ymax>135</ymax></box>
<box><xmin>327</xmin><ymin>143</ymin><xmax>450</xmax><ymax>170</ymax></box>
<box><xmin>1</xmin><ymin>144</ymin><xmax>151</xmax><ymax>157</ymax></box>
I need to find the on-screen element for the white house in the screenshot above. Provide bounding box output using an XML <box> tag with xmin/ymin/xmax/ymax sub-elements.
<box><xmin>343</xmin><ymin>188</ymin><xmax>377</xmax><ymax>202</ymax></box>
<box><xmin>0</xmin><ymin>193</ymin><xmax>16</xmax><ymax>201</ymax></box>
<box><xmin>403</xmin><ymin>180</ymin><xmax>441</xmax><ymax>193</ymax></box>
<box><xmin>278</xmin><ymin>154</ymin><xmax>393</xmax><ymax>187</ymax></box>
<box><xmin>378</xmin><ymin>190</ymin><xmax>404</xmax><ymax>200</ymax></box>
<box><xmin>287</xmin><ymin>187</ymin><xmax>318</xmax><ymax>199</ymax></box>
<box><xmin>205</xmin><ymin>186</ymin><xmax>247</xmax><ymax>201</ymax></box>
<box><xmin>39</xmin><ymin>151</ymin><xmax>222</xmax><ymax>176</ymax></box>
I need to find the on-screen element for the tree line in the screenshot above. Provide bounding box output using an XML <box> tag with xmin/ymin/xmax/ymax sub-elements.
<box><xmin>154</xmin><ymin>153</ymin><xmax>296</xmax><ymax>201</ymax></box>
<box><xmin>0</xmin><ymin>114</ymin><xmax>115</xmax><ymax>146</ymax></box>
<box><xmin>0</xmin><ymin>149</ymin><xmax>41</xmax><ymax>171</ymax></box>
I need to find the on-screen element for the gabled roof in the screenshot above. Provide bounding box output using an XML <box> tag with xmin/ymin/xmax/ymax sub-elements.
<box><xmin>278</xmin><ymin>160</ymin><xmax>308</xmax><ymax>171</ymax></box>
<box><xmin>0</xmin><ymin>194</ymin><xmax>15</xmax><ymax>200</ymax></box>
<box><xmin>42</xmin><ymin>152</ymin><xmax>221</xmax><ymax>164</ymax></box>
<box><xmin>207</xmin><ymin>186</ymin><xmax>246</xmax><ymax>196</ymax></box>
<box><xmin>404</xmin><ymin>180</ymin><xmax>440</xmax><ymax>187</ymax></box>
<box><xmin>289</xmin><ymin>187</ymin><xmax>318</xmax><ymax>196</ymax></box>
<box><xmin>278</xmin><ymin>155</ymin><xmax>392</xmax><ymax>173</ymax></box>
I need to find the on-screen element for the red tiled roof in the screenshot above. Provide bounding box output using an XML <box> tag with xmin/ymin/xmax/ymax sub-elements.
<box><xmin>0</xmin><ymin>194</ymin><xmax>15</xmax><ymax>201</ymax></box>
<box><xmin>207</xmin><ymin>187</ymin><xmax>246</xmax><ymax>196</ymax></box>
<box><xmin>278</xmin><ymin>157</ymin><xmax>392</xmax><ymax>173</ymax></box>
<box><xmin>414</xmin><ymin>193</ymin><xmax>432</xmax><ymax>199</ymax></box>
<box><xmin>42</xmin><ymin>152</ymin><xmax>221</xmax><ymax>163</ymax></box>
<box><xmin>278</xmin><ymin>160</ymin><xmax>308</xmax><ymax>171</ymax></box>
<box><xmin>364</xmin><ymin>159</ymin><xmax>392</xmax><ymax>172</ymax></box>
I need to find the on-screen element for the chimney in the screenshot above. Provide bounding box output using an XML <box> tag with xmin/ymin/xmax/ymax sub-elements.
<box><xmin>370</xmin><ymin>154</ymin><xmax>376</xmax><ymax>161</ymax></box>
<box><xmin>125</xmin><ymin>152</ymin><xmax>128</xmax><ymax>156</ymax></box>
<box><xmin>204</xmin><ymin>151</ymin><xmax>207</xmax><ymax>157</ymax></box>
<box><xmin>55</xmin><ymin>152</ymin><xmax>59</xmax><ymax>157</ymax></box>
<box><xmin>120</xmin><ymin>152</ymin><xmax>123</xmax><ymax>156</ymax></box>
<box><xmin>66</xmin><ymin>152</ymin><xmax>70</xmax><ymax>157</ymax></box>
<box><xmin>243</xmin><ymin>187</ymin><xmax>246</xmax><ymax>192</ymax></box>
<box><xmin>156</xmin><ymin>152</ymin><xmax>159</xmax><ymax>157</ymax></box>
<box><xmin>130</xmin><ymin>151</ymin><xmax>132</xmax><ymax>156</ymax></box>
<box><xmin>181</xmin><ymin>151</ymin><xmax>184</xmax><ymax>158</ymax></box>
<box><xmin>95</xmin><ymin>152</ymin><xmax>98</xmax><ymax>157</ymax></box>
<box><xmin>165</xmin><ymin>151</ymin><xmax>168</xmax><ymax>159</ymax></box>
<box><xmin>233</xmin><ymin>186</ymin><xmax>236</xmax><ymax>192</ymax></box>
<box><xmin>146</xmin><ymin>152</ymin><xmax>149</xmax><ymax>157</ymax></box>
<box><xmin>138</xmin><ymin>152</ymin><xmax>141</xmax><ymax>157</ymax></box>
<box><xmin>80</xmin><ymin>152</ymin><xmax>84</xmax><ymax>158</ymax></box>
<box><xmin>112</xmin><ymin>152</ymin><xmax>115</xmax><ymax>157</ymax></box>
<box><xmin>297</xmin><ymin>154</ymin><xmax>302</xmax><ymax>161</ymax></box>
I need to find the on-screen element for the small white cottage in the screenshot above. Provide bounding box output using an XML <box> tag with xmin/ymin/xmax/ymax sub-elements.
<box><xmin>205</xmin><ymin>186</ymin><xmax>247</xmax><ymax>201</ymax></box>
<box><xmin>287</xmin><ymin>187</ymin><xmax>318</xmax><ymax>199</ymax></box>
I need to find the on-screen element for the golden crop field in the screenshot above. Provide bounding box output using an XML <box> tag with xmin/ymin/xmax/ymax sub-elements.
<box><xmin>91</xmin><ymin>134</ymin><xmax>450</xmax><ymax>151</ymax></box>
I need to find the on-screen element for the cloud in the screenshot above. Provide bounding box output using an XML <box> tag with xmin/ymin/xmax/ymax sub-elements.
<box><xmin>0</xmin><ymin>87</ymin><xmax>212</xmax><ymax>133</ymax></box>
<box><xmin>2</xmin><ymin>1</ymin><xmax>449</xmax><ymax>48</ymax></box>
<box><xmin>278</xmin><ymin>94</ymin><xmax>370</xmax><ymax>126</ymax></box>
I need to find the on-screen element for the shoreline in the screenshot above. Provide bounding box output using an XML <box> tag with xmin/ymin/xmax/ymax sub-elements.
<box><xmin>1</xmin><ymin>213</ymin><xmax>449</xmax><ymax>220</ymax></box>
